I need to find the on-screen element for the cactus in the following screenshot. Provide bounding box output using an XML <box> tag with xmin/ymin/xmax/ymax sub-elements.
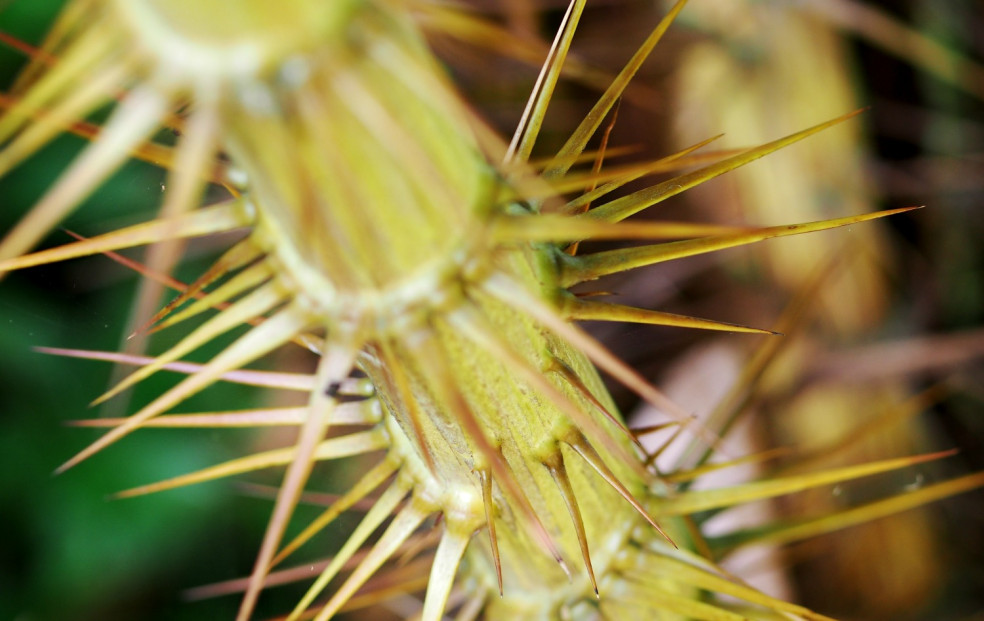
<box><xmin>2</xmin><ymin>1</ymin><xmax>981</xmax><ymax>619</ymax></box>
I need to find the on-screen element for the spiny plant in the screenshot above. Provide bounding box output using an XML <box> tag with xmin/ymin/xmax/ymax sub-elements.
<box><xmin>2</xmin><ymin>1</ymin><xmax>982</xmax><ymax>619</ymax></box>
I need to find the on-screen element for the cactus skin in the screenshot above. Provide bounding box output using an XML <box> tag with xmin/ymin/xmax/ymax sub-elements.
<box><xmin>2</xmin><ymin>1</ymin><xmax>978</xmax><ymax>620</ymax></box>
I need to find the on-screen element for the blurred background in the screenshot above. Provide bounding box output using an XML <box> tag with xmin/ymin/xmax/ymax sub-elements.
<box><xmin>1</xmin><ymin>1</ymin><xmax>982</xmax><ymax>619</ymax></box>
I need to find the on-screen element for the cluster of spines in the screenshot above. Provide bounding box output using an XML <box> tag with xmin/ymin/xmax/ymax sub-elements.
<box><xmin>4</xmin><ymin>1</ymin><xmax>981</xmax><ymax>620</ymax></box>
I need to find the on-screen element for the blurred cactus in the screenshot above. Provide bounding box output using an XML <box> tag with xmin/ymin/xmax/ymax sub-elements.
<box><xmin>669</xmin><ymin>1</ymin><xmax>984</xmax><ymax>617</ymax></box>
